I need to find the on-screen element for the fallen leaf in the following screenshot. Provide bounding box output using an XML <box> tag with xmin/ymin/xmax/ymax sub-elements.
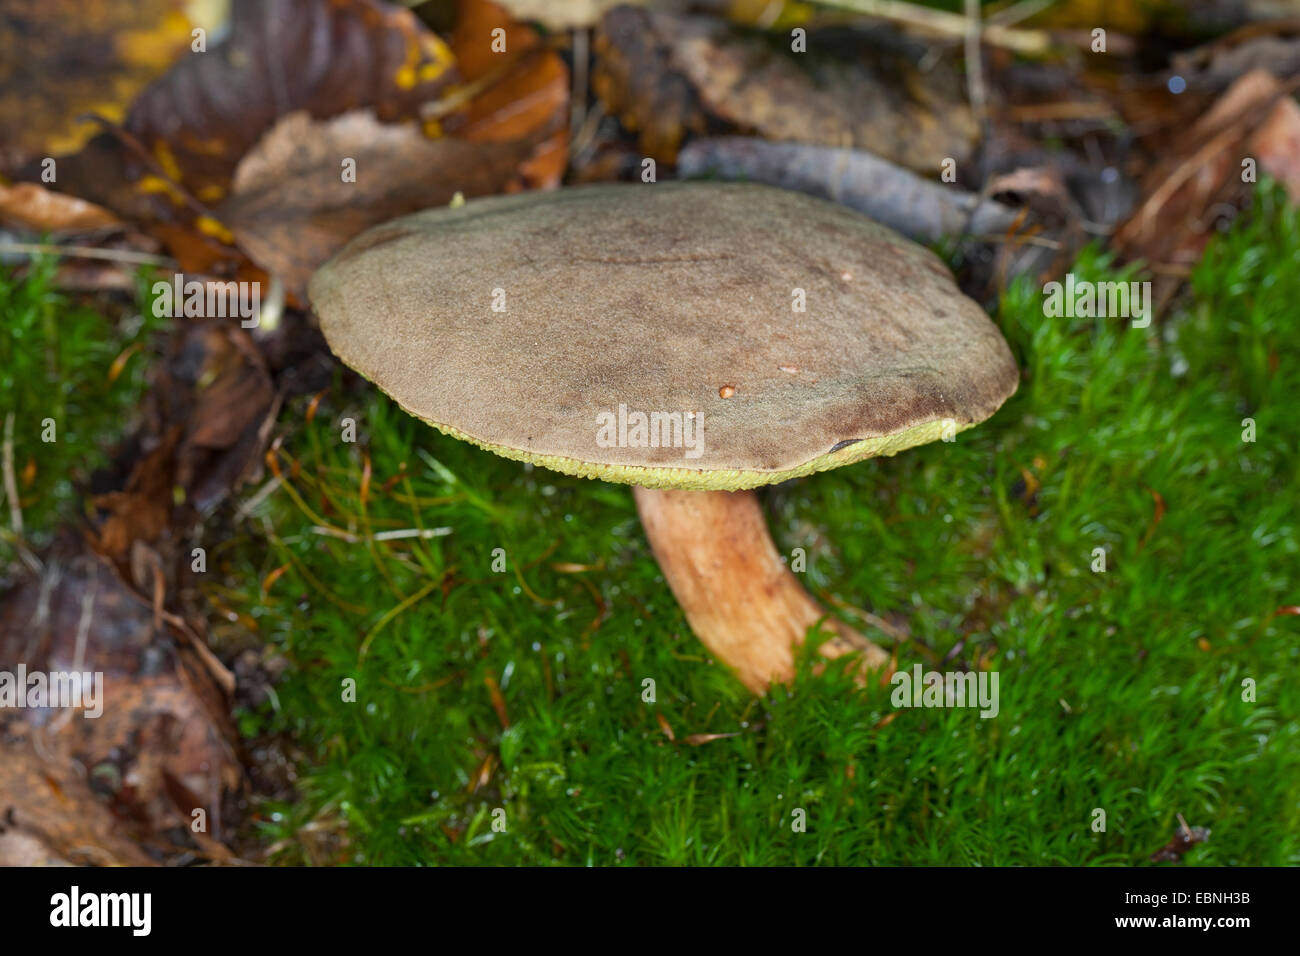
<box><xmin>1150</xmin><ymin>813</ymin><xmax>1211</xmax><ymax>863</ymax></box>
<box><xmin>1171</xmin><ymin>20</ymin><xmax>1300</xmax><ymax>93</ymax></box>
<box><xmin>91</xmin><ymin>430</ymin><xmax>180</xmax><ymax>566</ymax></box>
<box><xmin>0</xmin><ymin>182</ymin><xmax>121</xmax><ymax>232</ymax></box>
<box><xmin>43</xmin><ymin>0</ymin><xmax>462</xmax><ymax>277</ymax></box>
<box><xmin>485</xmin><ymin>673</ymin><xmax>510</xmax><ymax>729</ymax></box>
<box><xmin>1138</xmin><ymin>487</ymin><xmax>1166</xmax><ymax>552</ymax></box>
<box><xmin>596</xmin><ymin>7</ymin><xmax>976</xmax><ymax>171</ymax></box>
<box><xmin>0</xmin><ymin>545</ymin><xmax>241</xmax><ymax>863</ymax></box>
<box><xmin>467</xmin><ymin>753</ymin><xmax>496</xmax><ymax>794</ymax></box>
<box><xmin>593</xmin><ymin>6</ymin><xmax>710</xmax><ymax>165</ymax></box>
<box><xmin>1115</xmin><ymin>70</ymin><xmax>1300</xmax><ymax>279</ymax></box>
<box><xmin>655</xmin><ymin>712</ymin><xmax>675</xmax><ymax>742</ymax></box>
<box><xmin>682</xmin><ymin>732</ymin><xmax>739</xmax><ymax>746</ymax></box>
<box><xmin>450</xmin><ymin>0</ymin><xmax>569</xmax><ymax>152</ymax></box>
<box><xmin>0</xmin><ymin>0</ymin><xmax>199</xmax><ymax>169</ymax></box>
<box><xmin>216</xmin><ymin>109</ymin><xmax>545</xmax><ymax>300</ymax></box>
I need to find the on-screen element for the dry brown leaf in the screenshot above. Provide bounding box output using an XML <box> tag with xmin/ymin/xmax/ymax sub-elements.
<box><xmin>655</xmin><ymin>712</ymin><xmax>675</xmax><ymax>742</ymax></box>
<box><xmin>91</xmin><ymin>430</ymin><xmax>179</xmax><ymax>566</ymax></box>
<box><xmin>0</xmin><ymin>0</ymin><xmax>201</xmax><ymax>170</ymax></box>
<box><xmin>485</xmin><ymin>673</ymin><xmax>510</xmax><ymax>729</ymax></box>
<box><xmin>682</xmin><ymin>732</ymin><xmax>739</xmax><ymax>746</ymax></box>
<box><xmin>43</xmin><ymin>0</ymin><xmax>462</xmax><ymax>279</ymax></box>
<box><xmin>1116</xmin><ymin>70</ymin><xmax>1300</xmax><ymax>273</ymax></box>
<box><xmin>448</xmin><ymin>0</ymin><xmax>570</xmax><ymax>188</ymax></box>
<box><xmin>0</xmin><ymin>547</ymin><xmax>242</xmax><ymax>863</ymax></box>
<box><xmin>217</xmin><ymin>109</ymin><xmax>544</xmax><ymax>300</ymax></box>
<box><xmin>0</xmin><ymin>182</ymin><xmax>121</xmax><ymax>232</ymax></box>
<box><xmin>596</xmin><ymin>7</ymin><xmax>975</xmax><ymax>171</ymax></box>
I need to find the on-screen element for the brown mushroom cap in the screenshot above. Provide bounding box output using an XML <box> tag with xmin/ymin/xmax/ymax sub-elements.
<box><xmin>309</xmin><ymin>182</ymin><xmax>1018</xmax><ymax>490</ymax></box>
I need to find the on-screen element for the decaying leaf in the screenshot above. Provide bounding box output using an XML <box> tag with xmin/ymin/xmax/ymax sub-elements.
<box><xmin>0</xmin><ymin>749</ymin><xmax>157</xmax><ymax>866</ymax></box>
<box><xmin>31</xmin><ymin>0</ymin><xmax>567</xmax><ymax>301</ymax></box>
<box><xmin>217</xmin><ymin>109</ymin><xmax>544</xmax><ymax>300</ymax></box>
<box><xmin>595</xmin><ymin>6</ymin><xmax>976</xmax><ymax>171</ymax></box>
<box><xmin>1115</xmin><ymin>69</ymin><xmax>1300</xmax><ymax>278</ymax></box>
<box><xmin>593</xmin><ymin>6</ymin><xmax>712</xmax><ymax>165</ymax></box>
<box><xmin>0</xmin><ymin>546</ymin><xmax>242</xmax><ymax>864</ymax></box>
<box><xmin>1150</xmin><ymin>813</ymin><xmax>1211</xmax><ymax>863</ymax></box>
<box><xmin>682</xmin><ymin>732</ymin><xmax>739</xmax><ymax>746</ymax></box>
<box><xmin>1171</xmin><ymin>19</ymin><xmax>1300</xmax><ymax>93</ymax></box>
<box><xmin>0</xmin><ymin>182</ymin><xmax>122</xmax><ymax>232</ymax></box>
<box><xmin>55</xmin><ymin>0</ymin><xmax>459</xmax><ymax>220</ymax></box>
<box><xmin>91</xmin><ymin>430</ymin><xmax>180</xmax><ymax>567</ymax></box>
<box><xmin>450</xmin><ymin>0</ymin><xmax>563</xmax><ymax>144</ymax></box>
<box><xmin>0</xmin><ymin>0</ymin><xmax>202</xmax><ymax>170</ymax></box>
<box><xmin>91</xmin><ymin>321</ymin><xmax>274</xmax><ymax>567</ymax></box>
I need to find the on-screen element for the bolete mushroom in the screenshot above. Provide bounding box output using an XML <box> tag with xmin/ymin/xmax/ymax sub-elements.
<box><xmin>309</xmin><ymin>182</ymin><xmax>1018</xmax><ymax>693</ymax></box>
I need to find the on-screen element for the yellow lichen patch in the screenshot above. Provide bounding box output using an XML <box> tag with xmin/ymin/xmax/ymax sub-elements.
<box><xmin>197</xmin><ymin>184</ymin><xmax>225</xmax><ymax>203</ymax></box>
<box><xmin>136</xmin><ymin>173</ymin><xmax>190</xmax><ymax>206</ymax></box>
<box><xmin>195</xmin><ymin>214</ymin><xmax>235</xmax><ymax>244</ymax></box>
<box><xmin>152</xmin><ymin>139</ymin><xmax>184</xmax><ymax>183</ymax></box>
<box><xmin>419</xmin><ymin>33</ymin><xmax>456</xmax><ymax>84</ymax></box>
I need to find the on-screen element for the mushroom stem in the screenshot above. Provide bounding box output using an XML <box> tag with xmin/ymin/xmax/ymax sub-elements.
<box><xmin>633</xmin><ymin>486</ymin><xmax>890</xmax><ymax>693</ymax></box>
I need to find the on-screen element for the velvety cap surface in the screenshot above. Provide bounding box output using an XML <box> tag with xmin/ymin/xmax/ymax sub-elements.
<box><xmin>309</xmin><ymin>182</ymin><xmax>1018</xmax><ymax>490</ymax></box>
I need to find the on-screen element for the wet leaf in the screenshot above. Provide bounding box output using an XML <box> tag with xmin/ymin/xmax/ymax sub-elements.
<box><xmin>682</xmin><ymin>732</ymin><xmax>739</xmax><ymax>746</ymax></box>
<box><xmin>1150</xmin><ymin>814</ymin><xmax>1211</xmax><ymax>863</ymax></box>
<box><xmin>0</xmin><ymin>182</ymin><xmax>121</xmax><ymax>232</ymax></box>
<box><xmin>216</xmin><ymin>109</ymin><xmax>544</xmax><ymax>300</ymax></box>
<box><xmin>46</xmin><ymin>0</ymin><xmax>462</xmax><ymax>277</ymax></box>
<box><xmin>0</xmin><ymin>547</ymin><xmax>241</xmax><ymax>864</ymax></box>
<box><xmin>1115</xmin><ymin>70</ymin><xmax>1300</xmax><ymax>279</ymax></box>
<box><xmin>0</xmin><ymin>0</ymin><xmax>201</xmax><ymax>170</ymax></box>
<box><xmin>655</xmin><ymin>712</ymin><xmax>675</xmax><ymax>742</ymax></box>
<box><xmin>596</xmin><ymin>7</ymin><xmax>975</xmax><ymax>171</ymax></box>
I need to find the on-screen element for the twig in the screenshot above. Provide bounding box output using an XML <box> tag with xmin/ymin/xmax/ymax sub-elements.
<box><xmin>0</xmin><ymin>242</ymin><xmax>175</xmax><ymax>267</ymax></box>
<box><xmin>987</xmin><ymin>0</ymin><xmax>1056</xmax><ymax>27</ymax></box>
<box><xmin>569</xmin><ymin>27</ymin><xmax>589</xmax><ymax>150</ymax></box>
<box><xmin>2</xmin><ymin>411</ymin><xmax>22</xmax><ymax>536</ymax></box>
<box><xmin>311</xmin><ymin>525</ymin><xmax>452</xmax><ymax>543</ymax></box>
<box><xmin>815</xmin><ymin>0</ymin><xmax>1051</xmax><ymax>54</ymax></box>
<box><xmin>234</xmin><ymin>474</ymin><xmax>283</xmax><ymax>520</ymax></box>
<box><xmin>970</xmin><ymin>232</ymin><xmax>1064</xmax><ymax>249</ymax></box>
<box><xmin>964</xmin><ymin>0</ymin><xmax>987</xmax><ymax>128</ymax></box>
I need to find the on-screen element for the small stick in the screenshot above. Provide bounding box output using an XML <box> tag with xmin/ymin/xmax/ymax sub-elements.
<box><xmin>0</xmin><ymin>242</ymin><xmax>175</xmax><ymax>267</ymax></box>
<box><xmin>569</xmin><ymin>27</ymin><xmax>589</xmax><ymax>147</ymax></box>
<box><xmin>816</xmin><ymin>0</ymin><xmax>1052</xmax><ymax>54</ymax></box>
<box><xmin>964</xmin><ymin>0</ymin><xmax>987</xmax><ymax>128</ymax></box>
<box><xmin>310</xmin><ymin>525</ymin><xmax>452</xmax><ymax>543</ymax></box>
<box><xmin>2</xmin><ymin>411</ymin><xmax>22</xmax><ymax>536</ymax></box>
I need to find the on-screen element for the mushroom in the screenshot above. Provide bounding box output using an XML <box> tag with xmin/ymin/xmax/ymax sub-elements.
<box><xmin>309</xmin><ymin>182</ymin><xmax>1018</xmax><ymax>693</ymax></box>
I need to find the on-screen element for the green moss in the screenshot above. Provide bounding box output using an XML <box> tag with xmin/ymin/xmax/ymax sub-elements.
<box><xmin>216</xmin><ymin>185</ymin><xmax>1299</xmax><ymax>865</ymax></box>
<box><xmin>0</xmin><ymin>257</ymin><xmax>163</xmax><ymax>564</ymax></box>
